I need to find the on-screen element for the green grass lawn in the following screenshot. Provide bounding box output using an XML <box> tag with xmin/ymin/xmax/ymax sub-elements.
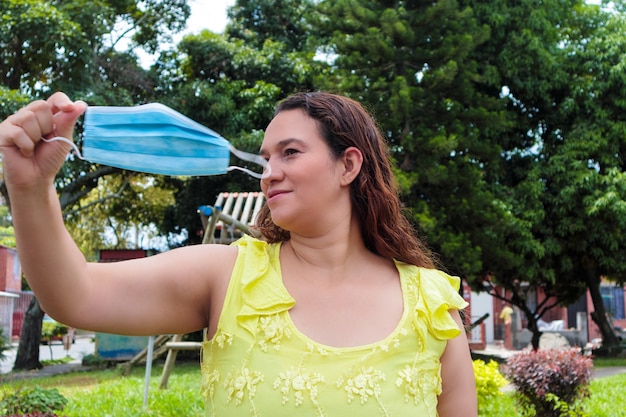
<box><xmin>1</xmin><ymin>359</ymin><xmax>625</xmax><ymax>416</ymax></box>
<box><xmin>478</xmin><ymin>372</ymin><xmax>626</xmax><ymax>417</ymax></box>
<box><xmin>1</xmin><ymin>362</ymin><xmax>204</xmax><ymax>417</ymax></box>
<box><xmin>593</xmin><ymin>356</ymin><xmax>626</xmax><ymax>368</ymax></box>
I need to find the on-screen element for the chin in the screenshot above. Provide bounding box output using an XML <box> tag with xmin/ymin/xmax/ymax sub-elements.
<box><xmin>268</xmin><ymin>210</ymin><xmax>298</xmax><ymax>232</ymax></box>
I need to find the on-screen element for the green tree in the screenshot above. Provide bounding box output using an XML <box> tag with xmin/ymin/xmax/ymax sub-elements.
<box><xmin>316</xmin><ymin>0</ymin><xmax>531</xmax><ymax>297</ymax></box>
<box><xmin>317</xmin><ymin>0</ymin><xmax>514</xmax><ymax>275</ymax></box>
<box><xmin>64</xmin><ymin>174</ymin><xmax>177</xmax><ymax>258</ymax></box>
<box><xmin>226</xmin><ymin>0</ymin><xmax>320</xmax><ymax>51</ymax></box>
<box><xmin>0</xmin><ymin>0</ymin><xmax>189</xmax><ymax>97</ymax></box>
<box><xmin>538</xmin><ymin>5</ymin><xmax>626</xmax><ymax>347</ymax></box>
<box><xmin>316</xmin><ymin>0</ymin><xmax>558</xmax><ymax>348</ymax></box>
<box><xmin>451</xmin><ymin>0</ymin><xmax>596</xmax><ymax>348</ymax></box>
<box><xmin>466</xmin><ymin>0</ymin><xmax>626</xmax><ymax>347</ymax></box>
<box><xmin>0</xmin><ymin>0</ymin><xmax>191</xmax><ymax>370</ymax></box>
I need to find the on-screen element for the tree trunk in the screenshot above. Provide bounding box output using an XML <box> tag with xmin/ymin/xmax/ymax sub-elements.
<box><xmin>13</xmin><ymin>297</ymin><xmax>45</xmax><ymax>371</ymax></box>
<box><xmin>515</xmin><ymin>299</ymin><xmax>542</xmax><ymax>351</ymax></box>
<box><xmin>526</xmin><ymin>312</ymin><xmax>542</xmax><ymax>351</ymax></box>
<box><xmin>488</xmin><ymin>286</ymin><xmax>544</xmax><ymax>350</ymax></box>
<box><xmin>582</xmin><ymin>258</ymin><xmax>621</xmax><ymax>347</ymax></box>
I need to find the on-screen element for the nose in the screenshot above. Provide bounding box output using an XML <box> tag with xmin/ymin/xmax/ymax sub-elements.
<box><xmin>260</xmin><ymin>159</ymin><xmax>272</xmax><ymax>180</ymax></box>
<box><xmin>260</xmin><ymin>158</ymin><xmax>282</xmax><ymax>185</ymax></box>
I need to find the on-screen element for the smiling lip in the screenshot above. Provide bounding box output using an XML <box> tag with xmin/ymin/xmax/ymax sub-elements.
<box><xmin>267</xmin><ymin>190</ymin><xmax>289</xmax><ymax>200</ymax></box>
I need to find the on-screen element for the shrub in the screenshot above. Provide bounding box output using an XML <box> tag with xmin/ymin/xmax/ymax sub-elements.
<box><xmin>473</xmin><ymin>359</ymin><xmax>508</xmax><ymax>399</ymax></box>
<box><xmin>41</xmin><ymin>320</ymin><xmax>68</xmax><ymax>344</ymax></box>
<box><xmin>0</xmin><ymin>386</ymin><xmax>68</xmax><ymax>416</ymax></box>
<box><xmin>503</xmin><ymin>348</ymin><xmax>593</xmax><ymax>417</ymax></box>
<box><xmin>81</xmin><ymin>353</ymin><xmax>107</xmax><ymax>368</ymax></box>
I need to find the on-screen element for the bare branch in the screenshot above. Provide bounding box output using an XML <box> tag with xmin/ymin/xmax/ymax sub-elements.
<box><xmin>62</xmin><ymin>179</ymin><xmax>130</xmax><ymax>219</ymax></box>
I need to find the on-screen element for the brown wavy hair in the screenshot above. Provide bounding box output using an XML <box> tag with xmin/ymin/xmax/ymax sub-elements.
<box><xmin>255</xmin><ymin>92</ymin><xmax>436</xmax><ymax>268</ymax></box>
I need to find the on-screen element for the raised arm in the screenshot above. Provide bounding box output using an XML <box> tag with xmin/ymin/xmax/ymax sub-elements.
<box><xmin>0</xmin><ymin>93</ymin><xmax>236</xmax><ymax>336</ymax></box>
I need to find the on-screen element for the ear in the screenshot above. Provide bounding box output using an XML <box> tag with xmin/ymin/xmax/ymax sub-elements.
<box><xmin>339</xmin><ymin>146</ymin><xmax>363</xmax><ymax>186</ymax></box>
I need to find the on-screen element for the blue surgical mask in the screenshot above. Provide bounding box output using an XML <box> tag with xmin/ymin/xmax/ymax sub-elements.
<box><xmin>45</xmin><ymin>103</ymin><xmax>267</xmax><ymax>178</ymax></box>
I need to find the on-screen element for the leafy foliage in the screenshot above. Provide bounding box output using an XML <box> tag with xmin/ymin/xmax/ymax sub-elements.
<box><xmin>0</xmin><ymin>386</ymin><xmax>68</xmax><ymax>416</ymax></box>
<box><xmin>40</xmin><ymin>320</ymin><xmax>68</xmax><ymax>344</ymax></box>
<box><xmin>503</xmin><ymin>348</ymin><xmax>593</xmax><ymax>417</ymax></box>
<box><xmin>0</xmin><ymin>206</ymin><xmax>16</xmax><ymax>247</ymax></box>
<box><xmin>227</xmin><ymin>0</ymin><xmax>320</xmax><ymax>51</ymax></box>
<box><xmin>0</xmin><ymin>86</ymin><xmax>31</xmax><ymax>120</ymax></box>
<box><xmin>473</xmin><ymin>359</ymin><xmax>508</xmax><ymax>411</ymax></box>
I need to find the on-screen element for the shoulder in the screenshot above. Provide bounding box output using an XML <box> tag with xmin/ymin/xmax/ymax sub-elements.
<box><xmin>230</xmin><ymin>235</ymin><xmax>277</xmax><ymax>269</ymax></box>
<box><xmin>174</xmin><ymin>235</ymin><xmax>274</xmax><ymax>290</ymax></box>
<box><xmin>397</xmin><ymin>264</ymin><xmax>463</xmax><ymax>296</ymax></box>
<box><xmin>165</xmin><ymin>240</ymin><xmax>240</xmax><ymax>272</ymax></box>
<box><xmin>397</xmin><ymin>265</ymin><xmax>468</xmax><ymax>340</ymax></box>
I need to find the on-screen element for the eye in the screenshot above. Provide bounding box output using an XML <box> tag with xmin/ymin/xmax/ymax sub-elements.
<box><xmin>284</xmin><ymin>148</ymin><xmax>300</xmax><ymax>157</ymax></box>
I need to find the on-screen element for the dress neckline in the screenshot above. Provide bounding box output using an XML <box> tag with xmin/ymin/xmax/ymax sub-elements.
<box><xmin>272</xmin><ymin>241</ymin><xmax>410</xmax><ymax>352</ymax></box>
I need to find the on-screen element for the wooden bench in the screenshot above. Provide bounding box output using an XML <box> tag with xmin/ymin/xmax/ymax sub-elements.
<box><xmin>159</xmin><ymin>334</ymin><xmax>203</xmax><ymax>389</ymax></box>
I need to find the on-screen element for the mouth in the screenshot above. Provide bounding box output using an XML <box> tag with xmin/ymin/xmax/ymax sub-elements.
<box><xmin>267</xmin><ymin>189</ymin><xmax>289</xmax><ymax>200</ymax></box>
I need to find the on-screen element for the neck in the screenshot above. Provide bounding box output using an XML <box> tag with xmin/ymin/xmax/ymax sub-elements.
<box><xmin>285</xmin><ymin>217</ymin><xmax>368</xmax><ymax>272</ymax></box>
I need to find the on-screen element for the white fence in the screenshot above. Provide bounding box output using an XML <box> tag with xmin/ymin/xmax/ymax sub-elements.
<box><xmin>0</xmin><ymin>291</ymin><xmax>18</xmax><ymax>341</ymax></box>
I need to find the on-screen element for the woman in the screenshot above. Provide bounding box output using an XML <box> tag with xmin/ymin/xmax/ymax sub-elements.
<box><xmin>0</xmin><ymin>91</ymin><xmax>476</xmax><ymax>416</ymax></box>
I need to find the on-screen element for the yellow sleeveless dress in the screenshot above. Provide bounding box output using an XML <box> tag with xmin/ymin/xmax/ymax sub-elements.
<box><xmin>201</xmin><ymin>235</ymin><xmax>468</xmax><ymax>417</ymax></box>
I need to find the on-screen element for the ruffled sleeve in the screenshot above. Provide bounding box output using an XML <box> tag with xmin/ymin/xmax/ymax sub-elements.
<box><xmin>230</xmin><ymin>235</ymin><xmax>295</xmax><ymax>336</ymax></box>
<box><xmin>405</xmin><ymin>266</ymin><xmax>468</xmax><ymax>350</ymax></box>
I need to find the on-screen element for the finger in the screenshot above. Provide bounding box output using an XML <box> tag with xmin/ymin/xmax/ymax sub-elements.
<box><xmin>13</xmin><ymin>107</ymin><xmax>54</xmax><ymax>143</ymax></box>
<box><xmin>1</xmin><ymin>99</ymin><xmax>55</xmax><ymax>156</ymax></box>
<box><xmin>9</xmin><ymin>98</ymin><xmax>54</xmax><ymax>131</ymax></box>
<box><xmin>0</xmin><ymin>122</ymin><xmax>36</xmax><ymax>158</ymax></box>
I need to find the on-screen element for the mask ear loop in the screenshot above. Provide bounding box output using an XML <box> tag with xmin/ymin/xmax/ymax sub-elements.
<box><xmin>41</xmin><ymin>136</ymin><xmax>86</xmax><ymax>160</ymax></box>
<box><xmin>228</xmin><ymin>145</ymin><xmax>271</xmax><ymax>180</ymax></box>
<box><xmin>41</xmin><ymin>110</ymin><xmax>87</xmax><ymax>160</ymax></box>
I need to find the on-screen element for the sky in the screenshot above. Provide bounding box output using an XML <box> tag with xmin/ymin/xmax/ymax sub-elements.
<box><xmin>134</xmin><ymin>0</ymin><xmax>235</xmax><ymax>67</ymax></box>
<box><xmin>182</xmin><ymin>0</ymin><xmax>235</xmax><ymax>38</ymax></box>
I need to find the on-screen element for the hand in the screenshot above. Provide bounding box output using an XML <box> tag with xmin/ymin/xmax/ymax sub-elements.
<box><xmin>0</xmin><ymin>92</ymin><xmax>87</xmax><ymax>189</ymax></box>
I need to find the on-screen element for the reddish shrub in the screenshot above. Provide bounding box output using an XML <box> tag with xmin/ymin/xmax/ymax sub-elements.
<box><xmin>503</xmin><ymin>347</ymin><xmax>593</xmax><ymax>416</ymax></box>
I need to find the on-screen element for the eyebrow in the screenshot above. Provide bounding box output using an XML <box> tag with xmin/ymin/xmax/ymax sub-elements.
<box><xmin>259</xmin><ymin>137</ymin><xmax>306</xmax><ymax>156</ymax></box>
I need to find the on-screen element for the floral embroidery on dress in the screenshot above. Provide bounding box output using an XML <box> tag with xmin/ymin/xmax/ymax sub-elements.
<box><xmin>338</xmin><ymin>367</ymin><xmax>386</xmax><ymax>404</ymax></box>
<box><xmin>396</xmin><ymin>364</ymin><xmax>441</xmax><ymax>404</ymax></box>
<box><xmin>224</xmin><ymin>367</ymin><xmax>264</xmax><ymax>406</ymax></box>
<box><xmin>214</xmin><ymin>330</ymin><xmax>233</xmax><ymax>349</ymax></box>
<box><xmin>257</xmin><ymin>314</ymin><xmax>291</xmax><ymax>352</ymax></box>
<box><xmin>374</xmin><ymin>328</ymin><xmax>407</xmax><ymax>354</ymax></box>
<box><xmin>201</xmin><ymin>368</ymin><xmax>220</xmax><ymax>400</ymax></box>
<box><xmin>273</xmin><ymin>366</ymin><xmax>325</xmax><ymax>407</ymax></box>
<box><xmin>306</xmin><ymin>342</ymin><xmax>331</xmax><ymax>356</ymax></box>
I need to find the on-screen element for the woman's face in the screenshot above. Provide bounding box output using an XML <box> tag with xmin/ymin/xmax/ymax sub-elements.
<box><xmin>260</xmin><ymin>109</ymin><xmax>346</xmax><ymax>235</ymax></box>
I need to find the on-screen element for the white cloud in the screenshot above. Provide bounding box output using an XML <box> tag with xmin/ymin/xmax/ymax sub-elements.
<box><xmin>184</xmin><ymin>0</ymin><xmax>236</xmax><ymax>35</ymax></box>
